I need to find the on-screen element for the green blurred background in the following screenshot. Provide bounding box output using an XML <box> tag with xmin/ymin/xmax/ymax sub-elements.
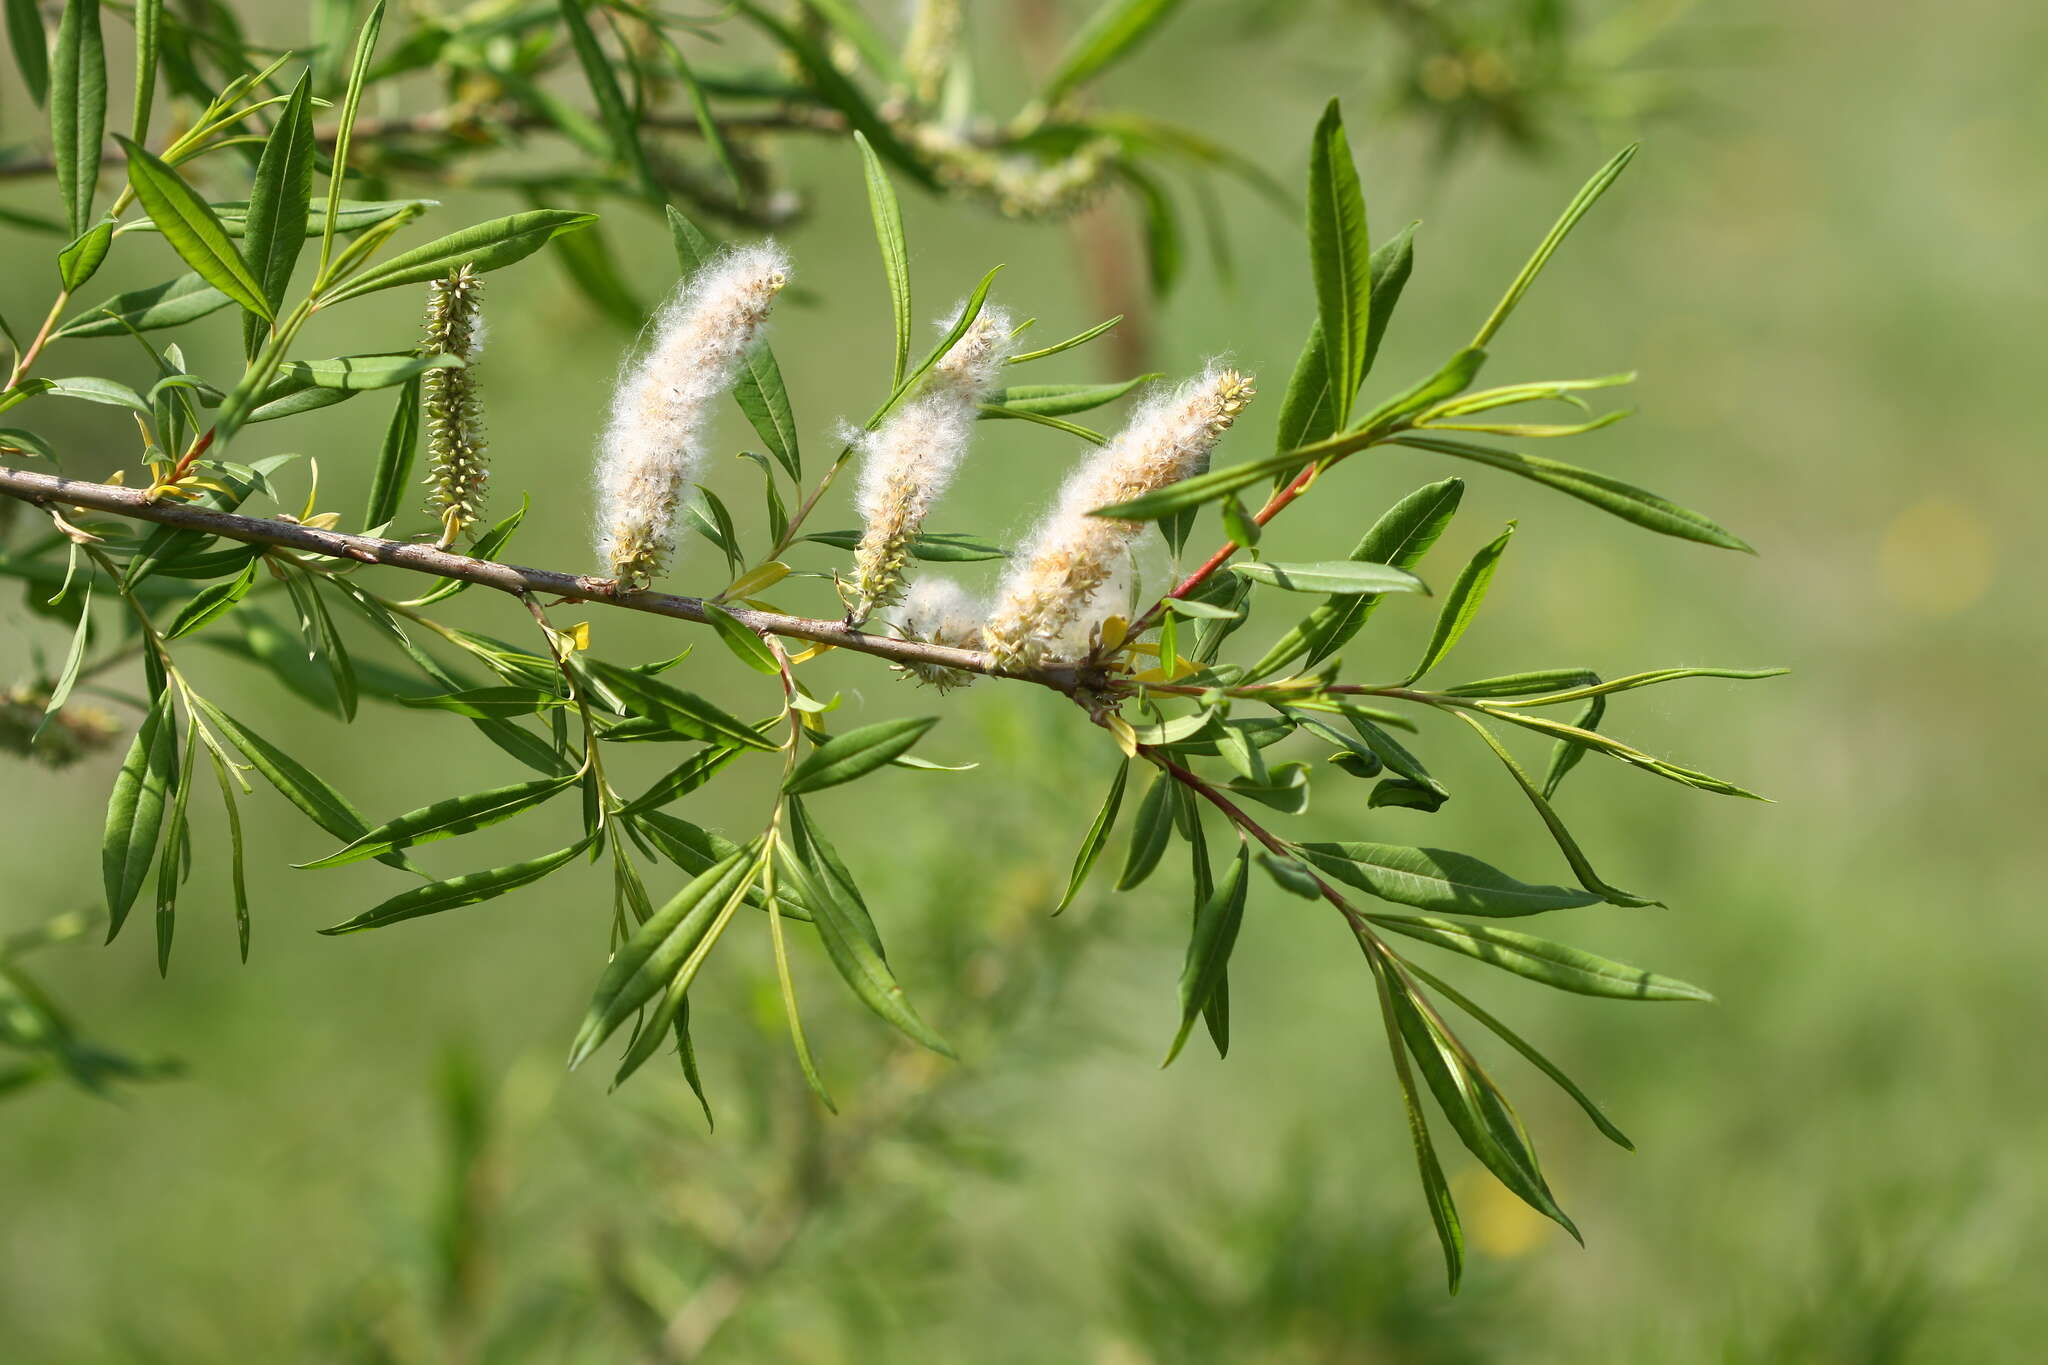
<box><xmin>5</xmin><ymin>0</ymin><xmax>2045</xmax><ymax>1359</ymax></box>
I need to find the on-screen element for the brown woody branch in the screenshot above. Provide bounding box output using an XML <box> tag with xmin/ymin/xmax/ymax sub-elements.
<box><xmin>0</xmin><ymin>464</ymin><xmax>1099</xmax><ymax>696</ymax></box>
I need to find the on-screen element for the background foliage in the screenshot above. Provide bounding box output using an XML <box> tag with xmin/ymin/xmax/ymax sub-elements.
<box><xmin>3</xmin><ymin>0</ymin><xmax>2044</xmax><ymax>1360</ymax></box>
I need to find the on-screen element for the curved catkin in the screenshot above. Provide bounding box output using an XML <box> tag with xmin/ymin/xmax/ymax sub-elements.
<box><xmin>594</xmin><ymin>242</ymin><xmax>790</xmax><ymax>589</ymax></box>
<box><xmin>422</xmin><ymin>266</ymin><xmax>488</xmax><ymax>548</ymax></box>
<box><xmin>984</xmin><ymin>366</ymin><xmax>1255</xmax><ymax>668</ymax></box>
<box><xmin>890</xmin><ymin>576</ymin><xmax>984</xmax><ymax>691</ymax></box>
<box><xmin>845</xmin><ymin>305</ymin><xmax>1015</xmax><ymax>623</ymax></box>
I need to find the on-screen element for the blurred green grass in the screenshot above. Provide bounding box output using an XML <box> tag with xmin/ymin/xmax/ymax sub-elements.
<box><xmin>5</xmin><ymin>0</ymin><xmax>2047</xmax><ymax>1359</ymax></box>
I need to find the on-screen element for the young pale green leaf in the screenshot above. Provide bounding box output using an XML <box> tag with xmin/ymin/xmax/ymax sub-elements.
<box><xmin>1164</xmin><ymin>841</ymin><xmax>1248</xmax><ymax>1066</ymax></box>
<box><xmin>362</xmin><ymin>378</ymin><xmax>421</xmax><ymax>530</ymax></box>
<box><xmin>323</xmin><ymin>838</ymin><xmax>594</xmax><ymax>935</ymax></box>
<box><xmin>1039</xmin><ymin>0</ymin><xmax>1187</xmax><ymax>107</ymax></box>
<box><xmin>783</xmin><ymin>800</ymin><xmax>953</xmax><ymax>1056</ymax></box>
<box><xmin>1404</xmin><ymin>959</ymin><xmax>1632</xmax><ymax>1150</ymax></box>
<box><xmin>1306</xmin><ymin>99</ymin><xmax>1371</xmax><ymax>423</ymax></box>
<box><xmin>193</xmin><ymin>697</ymin><xmax>421</xmax><ymax>874</ymax></box>
<box><xmin>117</xmin><ymin>137</ymin><xmax>271</xmax><ymax>318</ymax></box>
<box><xmin>1474</xmin><ymin>704</ymin><xmax>1768</xmax><ymax>800</ymax></box>
<box><xmin>1231</xmin><ymin>559</ymin><xmax>1426</xmax><ymax>596</ymax></box>
<box><xmin>164</xmin><ymin>556</ymin><xmax>259</xmax><ymax>639</ymax></box>
<box><xmin>53</xmin><ymin>273</ymin><xmax>233</xmax><ymax>339</ymax></box>
<box><xmin>1474</xmin><ymin>144</ymin><xmax>1637</xmax><ymax>349</ymax></box>
<box><xmin>1452</xmin><ymin>711</ymin><xmax>1658</xmax><ymax>907</ymax></box>
<box><xmin>299</xmin><ymin>773</ymin><xmax>581</xmax><ymax>869</ymax></box>
<box><xmin>1295</xmin><ymin>842</ymin><xmax>1597</xmax><ymax>917</ymax></box>
<box><xmin>1490</xmin><ymin>665</ymin><xmax>1790</xmax><ymax>707</ymax></box>
<box><xmin>702</xmin><ymin>603</ymin><xmax>780</xmax><ymax>676</ymax></box>
<box><xmin>1374</xmin><ymin>915</ymin><xmax>1712</xmax><ymax>1001</ymax></box>
<box><xmin>50</xmin><ymin>0</ymin><xmax>104</xmax><ymax>237</ymax></box>
<box><xmin>241</xmin><ymin>73</ymin><xmax>317</xmax><ymax>326</ymax></box>
<box><xmin>1249</xmin><ymin>477</ymin><xmax>1464</xmax><ymax>679</ymax></box>
<box><xmin>101</xmin><ymin>688</ymin><xmax>175</xmax><ymax>938</ymax></box>
<box><xmin>568</xmin><ymin>846</ymin><xmax>755</xmax><ymax>1069</ymax></box>
<box><xmin>1056</xmin><ymin>759</ymin><xmax>1129</xmax><ymax>914</ymax></box>
<box><xmin>1117</xmin><ymin>767</ymin><xmax>1176</xmax><ymax>890</ymax></box>
<box><xmin>785</xmin><ymin>716</ymin><xmax>938</xmax><ymax>794</ymax></box>
<box><xmin>1405</xmin><ymin>523</ymin><xmax>1514</xmax><ymax>684</ymax></box>
<box><xmin>1008</xmin><ymin>315</ymin><xmax>1122</xmax><ymax>365</ymax></box>
<box><xmin>56</xmin><ymin>221</ymin><xmax>113</xmax><ymax>292</ymax></box>
<box><xmin>854</xmin><ymin>132</ymin><xmax>911</xmax><ymax>387</ymax></box>
<box><xmin>1391</xmin><ymin>435</ymin><xmax>1752</xmax><ymax>551</ymax></box>
<box><xmin>1444</xmin><ymin>669</ymin><xmax>1600</xmax><ymax>699</ymax></box>
<box><xmin>321</xmin><ymin>210</ymin><xmax>597</xmax><ymax>304</ymax></box>
<box><xmin>6</xmin><ymin>0</ymin><xmax>48</xmax><ymax>107</ymax></box>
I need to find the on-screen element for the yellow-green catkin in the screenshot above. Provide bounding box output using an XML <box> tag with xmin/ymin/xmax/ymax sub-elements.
<box><xmin>594</xmin><ymin>243</ymin><xmax>790</xmax><ymax>591</ymax></box>
<box><xmin>421</xmin><ymin>265</ymin><xmax>488</xmax><ymax>549</ymax></box>
<box><xmin>845</xmin><ymin>305</ymin><xmax>1015</xmax><ymax>624</ymax></box>
<box><xmin>985</xmin><ymin>366</ymin><xmax>1255</xmax><ymax>669</ymax></box>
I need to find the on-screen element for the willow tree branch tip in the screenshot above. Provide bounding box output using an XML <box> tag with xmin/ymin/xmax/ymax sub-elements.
<box><xmin>0</xmin><ymin>463</ymin><xmax>1099</xmax><ymax>695</ymax></box>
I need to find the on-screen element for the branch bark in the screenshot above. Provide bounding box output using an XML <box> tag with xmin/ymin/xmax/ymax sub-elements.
<box><xmin>0</xmin><ymin>464</ymin><xmax>1095</xmax><ymax>696</ymax></box>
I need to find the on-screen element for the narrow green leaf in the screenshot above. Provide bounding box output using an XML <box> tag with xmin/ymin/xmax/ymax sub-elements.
<box><xmin>1374</xmin><ymin>915</ymin><xmax>1711</xmax><ymax>1001</ymax></box>
<box><xmin>39</xmin><ymin>584</ymin><xmax>91</xmax><ymax>724</ymax></box>
<box><xmin>1164</xmin><ymin>842</ymin><xmax>1247</xmax><ymax>1066</ymax></box>
<box><xmin>1444</xmin><ymin>669</ymin><xmax>1600</xmax><ymax>699</ymax></box>
<box><xmin>986</xmin><ymin>376</ymin><xmax>1155</xmax><ymax>418</ymax></box>
<box><xmin>323</xmin><ymin>838</ymin><xmax>593</xmax><ymax>934</ymax></box>
<box><xmin>1305</xmin><ymin>99</ymin><xmax>1370</xmax><ymax>423</ymax></box>
<box><xmin>50</xmin><ymin>0</ymin><xmax>105</xmax><ymax>237</ymax></box>
<box><xmin>702</xmin><ymin>603</ymin><xmax>780</xmax><ymax>675</ymax></box>
<box><xmin>153</xmin><ymin>713</ymin><xmax>198</xmax><ymax>972</ymax></box>
<box><xmin>1296</xmin><ymin>842</ymin><xmax>1597</xmax><ymax>917</ymax></box>
<box><xmin>854</xmin><ymin>132</ymin><xmax>911</xmax><ymax>387</ymax></box>
<box><xmin>101</xmin><ymin>688</ymin><xmax>175</xmax><ymax>938</ymax></box>
<box><xmin>784</xmin><ymin>716</ymin><xmax>938</xmax><ymax>794</ymax></box>
<box><xmin>1055</xmin><ymin>759</ymin><xmax>1129</xmax><ymax>914</ymax></box>
<box><xmin>799</xmin><ymin>529</ymin><xmax>1006</xmax><ymax>562</ymax></box>
<box><xmin>57</xmin><ymin>220</ymin><xmax>113</xmax><ymax>292</ymax></box>
<box><xmin>1393</xmin><ymin>434</ymin><xmax>1751</xmax><ymax>551</ymax></box>
<box><xmin>396</xmin><ymin>687</ymin><xmax>569</xmax><ymax>719</ymax></box>
<box><xmin>241</xmin><ymin>73</ymin><xmax>316</xmax><ymax>331</ymax></box>
<box><xmin>318</xmin><ymin>0</ymin><xmax>386</xmax><ymax>280</ymax></box>
<box><xmin>54</xmin><ymin>273</ymin><xmax>233</xmax><ymax>339</ymax></box>
<box><xmin>130</xmin><ymin>0</ymin><xmax>161</xmax><ymax>140</ymax></box>
<box><xmin>280</xmin><ymin>568</ymin><xmax>357</xmax><ymax>722</ymax></box>
<box><xmin>1008</xmin><ymin>315</ymin><xmax>1122</xmax><ymax>365</ymax></box>
<box><xmin>407</xmin><ymin>495</ymin><xmax>527</xmax><ymax>606</ymax></box>
<box><xmin>1491</xmin><ymin>665</ymin><xmax>1788</xmax><ymax>707</ymax></box>
<box><xmin>1368</xmin><ymin>954</ymin><xmax>1464</xmax><ymax>1293</ymax></box>
<box><xmin>586</xmin><ymin>661</ymin><xmax>780</xmax><ymax>750</ymax></box>
<box><xmin>206</xmin><ymin>748</ymin><xmax>252</xmax><ymax>960</ymax></box>
<box><xmin>1116</xmin><ymin>767</ymin><xmax>1175</xmax><ymax>890</ymax></box>
<box><xmin>164</xmin><ymin>555</ymin><xmax>259</xmax><ymax>639</ymax></box>
<box><xmin>1405</xmin><ymin>523</ymin><xmax>1514</xmax><ymax>684</ymax></box>
<box><xmin>117</xmin><ymin>137</ymin><xmax>271</xmax><ymax>318</ymax></box>
<box><xmin>299</xmin><ymin>774</ymin><xmax>580</xmax><ymax>869</ymax></box>
<box><xmin>662</xmin><ymin>35</ymin><xmax>744</xmax><ymax>203</ymax></box>
<box><xmin>1473</xmin><ymin>144</ymin><xmax>1637</xmax><ymax>349</ymax></box>
<box><xmin>1040</xmin><ymin>0</ymin><xmax>1187</xmax><ymax>106</ymax></box>
<box><xmin>620</xmin><ymin>743</ymin><xmax>745</xmax><ymax>817</ymax></box>
<box><xmin>321</xmin><ymin>210</ymin><xmax>597</xmax><ymax>304</ymax></box>
<box><xmin>559</xmin><ymin>0</ymin><xmax>660</xmax><ymax>200</ymax></box>
<box><xmin>362</xmin><ymin>377</ymin><xmax>421</xmax><ymax>530</ymax></box>
<box><xmin>6</xmin><ymin>0</ymin><xmax>49</xmax><ymax>107</ymax></box>
<box><xmin>1231</xmin><ymin>559</ymin><xmax>1426</xmax><ymax>596</ymax></box>
<box><xmin>732</xmin><ymin>1</ymin><xmax>936</xmax><ymax>189</ymax></box>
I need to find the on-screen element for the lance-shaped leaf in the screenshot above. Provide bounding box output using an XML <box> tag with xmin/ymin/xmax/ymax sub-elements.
<box><xmin>240</xmin><ymin>73</ymin><xmax>317</xmax><ymax>330</ymax></box>
<box><xmin>299</xmin><ymin>773</ymin><xmax>581</xmax><ymax>869</ymax></box>
<box><xmin>1009</xmin><ymin>315</ymin><xmax>1123</xmax><ymax>365</ymax></box>
<box><xmin>320</xmin><ymin>210</ymin><xmax>597</xmax><ymax>304</ymax></box>
<box><xmin>164</xmin><ymin>556</ymin><xmax>259</xmax><ymax>639</ymax></box>
<box><xmin>1250</xmin><ymin>477</ymin><xmax>1464</xmax><ymax>679</ymax></box>
<box><xmin>1334</xmin><ymin>708</ymin><xmax>1448</xmax><ymax>810</ymax></box>
<box><xmin>785</xmin><ymin>716</ymin><xmax>938</xmax><ymax>795</ymax></box>
<box><xmin>396</xmin><ymin>688</ymin><xmax>569</xmax><ymax>720</ymax></box>
<box><xmin>7</xmin><ymin>0</ymin><xmax>49</xmax><ymax>107</ymax></box>
<box><xmin>362</xmin><ymin>378</ymin><xmax>420</xmax><ymax>530</ymax></box>
<box><xmin>54</xmin><ymin>273</ymin><xmax>234</xmax><ymax>339</ymax></box>
<box><xmin>1164</xmin><ymin>841</ymin><xmax>1248</xmax><ymax>1066</ymax></box>
<box><xmin>1039</xmin><ymin>0</ymin><xmax>1188</xmax><ymax>107</ymax></box>
<box><xmin>318</xmin><ymin>0</ymin><xmax>385</xmax><ymax>276</ymax></box>
<box><xmin>1476</xmin><ymin>704</ymin><xmax>1768</xmax><ymax>800</ymax></box>
<box><xmin>584</xmin><ymin>662</ymin><xmax>778</xmax><ymax>751</ymax></box>
<box><xmin>1473</xmin><ymin>143</ymin><xmax>1637</xmax><ymax>349</ymax></box>
<box><xmin>193</xmin><ymin>697</ymin><xmax>421</xmax><ymax>874</ymax></box>
<box><xmin>783</xmin><ymin>800</ymin><xmax>953</xmax><ymax>1056</ymax></box>
<box><xmin>1373</xmin><ymin>915</ymin><xmax>1711</xmax><ymax>1001</ymax></box>
<box><xmin>702</xmin><ymin>603</ymin><xmax>780</xmax><ymax>676</ymax></box>
<box><xmin>568</xmin><ymin>846</ymin><xmax>755</xmax><ymax>1069</ymax></box>
<box><xmin>1368</xmin><ymin>953</ymin><xmax>1465</xmax><ymax>1293</ymax></box>
<box><xmin>854</xmin><ymin>132</ymin><xmax>911</xmax><ymax>387</ymax></box>
<box><xmin>1273</xmin><ymin>223</ymin><xmax>1417</xmax><ymax>455</ymax></box>
<box><xmin>732</xmin><ymin>2</ymin><xmax>935</xmax><ymax>189</ymax></box>
<box><xmin>1296</xmin><ymin>843</ymin><xmax>1598</xmax><ymax>917</ymax></box>
<box><xmin>101</xmin><ymin>688</ymin><xmax>175</xmax><ymax>938</ymax></box>
<box><xmin>50</xmin><ymin>0</ymin><xmax>103</xmax><ymax>237</ymax></box>
<box><xmin>1394</xmin><ymin>434</ymin><xmax>1751</xmax><ymax>551</ymax></box>
<box><xmin>1231</xmin><ymin>559</ymin><xmax>1426</xmax><ymax>596</ymax></box>
<box><xmin>1488</xmin><ymin>665</ymin><xmax>1790</xmax><ymax>707</ymax></box>
<box><xmin>1117</xmin><ymin>767</ymin><xmax>1176</xmax><ymax>890</ymax></box>
<box><xmin>1306</xmin><ymin>99</ymin><xmax>1371</xmax><ymax>423</ymax></box>
<box><xmin>1056</xmin><ymin>759</ymin><xmax>1129</xmax><ymax>914</ymax></box>
<box><xmin>621</xmin><ymin>743</ymin><xmax>745</xmax><ymax>816</ymax></box>
<box><xmin>117</xmin><ymin>137</ymin><xmax>271</xmax><ymax>318</ymax></box>
<box><xmin>985</xmin><ymin>375</ymin><xmax>1155</xmax><ymax>418</ymax></box>
<box><xmin>152</xmin><ymin>717</ymin><xmax>198</xmax><ymax>973</ymax></box>
<box><xmin>1405</xmin><ymin>522</ymin><xmax>1514</xmax><ymax>684</ymax></box>
<box><xmin>800</xmin><ymin>529</ymin><xmax>1006</xmax><ymax>562</ymax></box>
<box><xmin>1444</xmin><ymin>669</ymin><xmax>1600</xmax><ymax>699</ymax></box>
<box><xmin>558</xmin><ymin>0</ymin><xmax>660</xmax><ymax>200</ymax></box>
<box><xmin>322</xmin><ymin>838</ymin><xmax>594</xmax><ymax>934</ymax></box>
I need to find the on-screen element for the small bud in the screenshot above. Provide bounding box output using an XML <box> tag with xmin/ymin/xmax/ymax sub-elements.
<box><xmin>889</xmin><ymin>576</ymin><xmax>984</xmax><ymax>691</ymax></box>
<box><xmin>421</xmin><ymin>265</ymin><xmax>489</xmax><ymax>549</ymax></box>
<box><xmin>985</xmin><ymin>365</ymin><xmax>1254</xmax><ymax>668</ymax></box>
<box><xmin>595</xmin><ymin>242</ymin><xmax>791</xmax><ymax>590</ymax></box>
<box><xmin>845</xmin><ymin>305</ymin><xmax>1015</xmax><ymax>623</ymax></box>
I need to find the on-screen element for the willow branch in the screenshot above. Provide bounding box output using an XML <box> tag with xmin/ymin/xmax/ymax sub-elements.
<box><xmin>0</xmin><ymin>464</ymin><xmax>1098</xmax><ymax>696</ymax></box>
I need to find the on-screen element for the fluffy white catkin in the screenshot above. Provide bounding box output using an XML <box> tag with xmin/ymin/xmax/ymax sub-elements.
<box><xmin>984</xmin><ymin>365</ymin><xmax>1255</xmax><ymax>668</ymax></box>
<box><xmin>891</xmin><ymin>576</ymin><xmax>985</xmax><ymax>691</ymax></box>
<box><xmin>594</xmin><ymin>242</ymin><xmax>790</xmax><ymax>589</ymax></box>
<box><xmin>846</xmin><ymin>305</ymin><xmax>1016</xmax><ymax>622</ymax></box>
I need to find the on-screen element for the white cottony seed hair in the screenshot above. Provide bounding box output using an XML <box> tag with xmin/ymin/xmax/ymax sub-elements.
<box><xmin>984</xmin><ymin>365</ymin><xmax>1255</xmax><ymax>668</ymax></box>
<box><xmin>594</xmin><ymin>242</ymin><xmax>790</xmax><ymax>589</ymax></box>
<box><xmin>890</xmin><ymin>576</ymin><xmax>986</xmax><ymax>691</ymax></box>
<box><xmin>846</xmin><ymin>304</ymin><xmax>1016</xmax><ymax>622</ymax></box>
